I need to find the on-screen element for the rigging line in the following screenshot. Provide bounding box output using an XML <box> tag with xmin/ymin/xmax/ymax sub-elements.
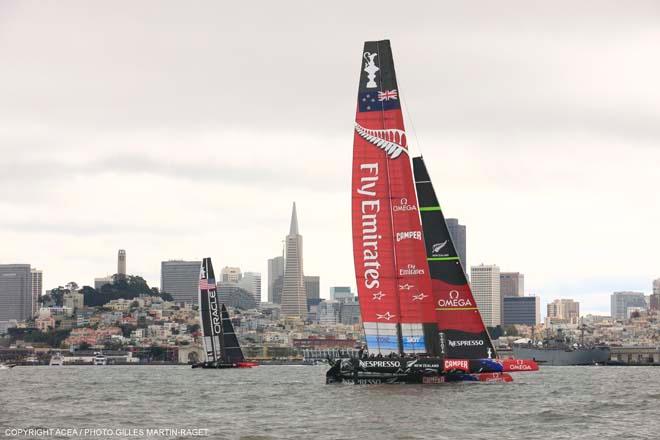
<box><xmin>396</xmin><ymin>71</ymin><xmax>424</xmax><ymax>158</ymax></box>
<box><xmin>377</xmin><ymin>40</ymin><xmax>403</xmax><ymax>355</ymax></box>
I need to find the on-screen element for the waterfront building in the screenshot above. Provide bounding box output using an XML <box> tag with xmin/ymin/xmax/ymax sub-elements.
<box><xmin>330</xmin><ymin>286</ymin><xmax>353</xmax><ymax>302</ymax></box>
<box><xmin>611</xmin><ymin>291</ymin><xmax>647</xmax><ymax>320</ymax></box>
<box><xmin>470</xmin><ymin>264</ymin><xmax>501</xmax><ymax>327</ymax></box>
<box><xmin>31</xmin><ymin>269</ymin><xmax>43</xmax><ymax>317</ymax></box>
<box><xmin>117</xmin><ymin>249</ymin><xmax>127</xmax><ymax>280</ymax></box>
<box><xmin>446</xmin><ymin>218</ymin><xmax>466</xmax><ymax>270</ymax></box>
<box><xmin>304</xmin><ymin>275</ymin><xmax>320</xmax><ymax>310</ymax></box>
<box><xmin>281</xmin><ymin>202</ymin><xmax>307</xmax><ymax>319</ymax></box>
<box><xmin>221</xmin><ymin>266</ymin><xmax>242</xmax><ymax>283</ymax></box>
<box><xmin>0</xmin><ymin>264</ymin><xmax>32</xmax><ymax>321</ymax></box>
<box><xmin>267</xmin><ymin>256</ymin><xmax>285</xmax><ymax>303</ymax></box>
<box><xmin>500</xmin><ymin>272</ymin><xmax>524</xmax><ymax>297</ymax></box>
<box><xmin>239</xmin><ymin>271</ymin><xmax>262</xmax><ymax>305</ymax></box>
<box><xmin>160</xmin><ymin>260</ymin><xmax>201</xmax><ymax>304</ymax></box>
<box><xmin>547</xmin><ymin>299</ymin><xmax>580</xmax><ymax>323</ymax></box>
<box><xmin>502</xmin><ymin>296</ymin><xmax>540</xmax><ymax>326</ymax></box>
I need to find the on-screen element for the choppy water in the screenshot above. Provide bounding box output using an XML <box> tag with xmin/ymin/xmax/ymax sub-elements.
<box><xmin>1</xmin><ymin>365</ymin><xmax>659</xmax><ymax>440</ymax></box>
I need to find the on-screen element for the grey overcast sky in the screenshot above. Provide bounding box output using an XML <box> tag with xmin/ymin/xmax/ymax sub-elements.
<box><xmin>1</xmin><ymin>1</ymin><xmax>659</xmax><ymax>314</ymax></box>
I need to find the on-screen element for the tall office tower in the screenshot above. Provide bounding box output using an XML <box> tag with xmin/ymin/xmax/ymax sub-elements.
<box><xmin>330</xmin><ymin>286</ymin><xmax>353</xmax><ymax>302</ymax></box>
<box><xmin>470</xmin><ymin>264</ymin><xmax>501</xmax><ymax>327</ymax></box>
<box><xmin>547</xmin><ymin>299</ymin><xmax>580</xmax><ymax>323</ymax></box>
<box><xmin>0</xmin><ymin>264</ymin><xmax>32</xmax><ymax>321</ymax></box>
<box><xmin>445</xmin><ymin>218</ymin><xmax>466</xmax><ymax>270</ymax></box>
<box><xmin>610</xmin><ymin>291</ymin><xmax>647</xmax><ymax>320</ymax></box>
<box><xmin>239</xmin><ymin>272</ymin><xmax>262</xmax><ymax>305</ymax></box>
<box><xmin>221</xmin><ymin>267</ymin><xmax>242</xmax><ymax>283</ymax></box>
<box><xmin>304</xmin><ymin>275</ymin><xmax>320</xmax><ymax>310</ymax></box>
<box><xmin>30</xmin><ymin>269</ymin><xmax>43</xmax><ymax>317</ymax></box>
<box><xmin>117</xmin><ymin>249</ymin><xmax>127</xmax><ymax>280</ymax></box>
<box><xmin>318</xmin><ymin>299</ymin><xmax>340</xmax><ymax>325</ymax></box>
<box><xmin>281</xmin><ymin>202</ymin><xmax>307</xmax><ymax>319</ymax></box>
<box><xmin>267</xmin><ymin>256</ymin><xmax>285</xmax><ymax>303</ymax></box>
<box><xmin>502</xmin><ymin>296</ymin><xmax>540</xmax><ymax>326</ymax></box>
<box><xmin>500</xmin><ymin>272</ymin><xmax>524</xmax><ymax>297</ymax></box>
<box><xmin>339</xmin><ymin>299</ymin><xmax>361</xmax><ymax>325</ymax></box>
<box><xmin>654</xmin><ymin>279</ymin><xmax>660</xmax><ymax>295</ymax></box>
<box><xmin>651</xmin><ymin>279</ymin><xmax>660</xmax><ymax>311</ymax></box>
<box><xmin>160</xmin><ymin>260</ymin><xmax>201</xmax><ymax>304</ymax></box>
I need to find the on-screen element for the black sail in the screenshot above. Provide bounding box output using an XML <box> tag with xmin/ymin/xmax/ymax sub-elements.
<box><xmin>199</xmin><ymin>257</ymin><xmax>223</xmax><ymax>363</ymax></box>
<box><xmin>413</xmin><ymin>157</ymin><xmax>498</xmax><ymax>359</ymax></box>
<box><xmin>221</xmin><ymin>304</ymin><xmax>245</xmax><ymax>362</ymax></box>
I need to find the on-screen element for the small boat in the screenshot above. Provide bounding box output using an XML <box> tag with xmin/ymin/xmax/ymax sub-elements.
<box><xmin>327</xmin><ymin>40</ymin><xmax>538</xmax><ymax>384</ymax></box>
<box><xmin>49</xmin><ymin>353</ymin><xmax>65</xmax><ymax>366</ymax></box>
<box><xmin>0</xmin><ymin>363</ymin><xmax>16</xmax><ymax>370</ymax></box>
<box><xmin>192</xmin><ymin>258</ymin><xmax>257</xmax><ymax>369</ymax></box>
<box><xmin>93</xmin><ymin>352</ymin><xmax>107</xmax><ymax>365</ymax></box>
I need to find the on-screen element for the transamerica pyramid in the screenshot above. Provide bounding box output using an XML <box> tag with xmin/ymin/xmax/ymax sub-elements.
<box><xmin>280</xmin><ymin>202</ymin><xmax>307</xmax><ymax>319</ymax></box>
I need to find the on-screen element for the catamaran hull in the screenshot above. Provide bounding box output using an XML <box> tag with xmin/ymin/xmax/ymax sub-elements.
<box><xmin>325</xmin><ymin>356</ymin><xmax>528</xmax><ymax>384</ymax></box>
<box><xmin>192</xmin><ymin>361</ymin><xmax>257</xmax><ymax>369</ymax></box>
<box><xmin>326</xmin><ymin>370</ymin><xmax>513</xmax><ymax>384</ymax></box>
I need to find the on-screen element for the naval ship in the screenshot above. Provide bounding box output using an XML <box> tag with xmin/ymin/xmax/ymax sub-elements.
<box><xmin>512</xmin><ymin>327</ymin><xmax>610</xmax><ymax>366</ymax></box>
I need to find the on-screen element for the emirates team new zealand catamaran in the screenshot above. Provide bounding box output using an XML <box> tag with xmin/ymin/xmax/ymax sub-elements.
<box><xmin>192</xmin><ymin>258</ymin><xmax>257</xmax><ymax>369</ymax></box>
<box><xmin>326</xmin><ymin>40</ymin><xmax>538</xmax><ymax>384</ymax></box>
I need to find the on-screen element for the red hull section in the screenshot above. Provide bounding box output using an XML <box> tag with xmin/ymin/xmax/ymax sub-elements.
<box><xmin>236</xmin><ymin>362</ymin><xmax>258</xmax><ymax>368</ymax></box>
<box><xmin>500</xmin><ymin>358</ymin><xmax>539</xmax><ymax>372</ymax></box>
<box><xmin>477</xmin><ymin>372</ymin><xmax>513</xmax><ymax>383</ymax></box>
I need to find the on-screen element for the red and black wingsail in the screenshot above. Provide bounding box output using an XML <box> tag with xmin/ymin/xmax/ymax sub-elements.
<box><xmin>352</xmin><ymin>40</ymin><xmax>434</xmax><ymax>355</ymax></box>
<box><xmin>413</xmin><ymin>157</ymin><xmax>497</xmax><ymax>359</ymax></box>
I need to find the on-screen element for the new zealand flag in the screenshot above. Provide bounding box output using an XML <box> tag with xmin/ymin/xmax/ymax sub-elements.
<box><xmin>358</xmin><ymin>89</ymin><xmax>401</xmax><ymax>113</ymax></box>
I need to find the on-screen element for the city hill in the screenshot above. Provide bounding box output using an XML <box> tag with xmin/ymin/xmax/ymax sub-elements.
<box><xmin>42</xmin><ymin>275</ymin><xmax>173</xmax><ymax>307</ymax></box>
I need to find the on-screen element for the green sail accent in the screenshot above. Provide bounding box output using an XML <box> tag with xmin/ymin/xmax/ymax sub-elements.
<box><xmin>419</xmin><ymin>206</ymin><xmax>441</xmax><ymax>212</ymax></box>
<box><xmin>427</xmin><ymin>256</ymin><xmax>460</xmax><ymax>261</ymax></box>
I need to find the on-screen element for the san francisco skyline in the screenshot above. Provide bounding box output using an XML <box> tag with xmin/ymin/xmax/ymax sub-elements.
<box><xmin>1</xmin><ymin>1</ymin><xmax>659</xmax><ymax>315</ymax></box>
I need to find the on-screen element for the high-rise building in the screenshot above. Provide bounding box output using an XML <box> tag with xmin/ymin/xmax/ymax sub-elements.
<box><xmin>340</xmin><ymin>299</ymin><xmax>361</xmax><ymax>325</ymax></box>
<box><xmin>0</xmin><ymin>264</ymin><xmax>32</xmax><ymax>322</ymax></box>
<box><xmin>217</xmin><ymin>281</ymin><xmax>257</xmax><ymax>310</ymax></box>
<box><xmin>446</xmin><ymin>218</ymin><xmax>466</xmax><ymax>271</ymax></box>
<box><xmin>221</xmin><ymin>267</ymin><xmax>242</xmax><ymax>283</ymax></box>
<box><xmin>500</xmin><ymin>272</ymin><xmax>524</xmax><ymax>297</ymax></box>
<box><xmin>611</xmin><ymin>291</ymin><xmax>647</xmax><ymax>320</ymax></box>
<box><xmin>63</xmin><ymin>291</ymin><xmax>84</xmax><ymax>312</ymax></box>
<box><xmin>239</xmin><ymin>272</ymin><xmax>262</xmax><ymax>305</ymax></box>
<box><xmin>31</xmin><ymin>269</ymin><xmax>43</xmax><ymax>317</ymax></box>
<box><xmin>330</xmin><ymin>286</ymin><xmax>354</xmax><ymax>302</ymax></box>
<box><xmin>117</xmin><ymin>249</ymin><xmax>126</xmax><ymax>280</ymax></box>
<box><xmin>281</xmin><ymin>202</ymin><xmax>307</xmax><ymax>319</ymax></box>
<box><xmin>651</xmin><ymin>279</ymin><xmax>660</xmax><ymax>311</ymax></box>
<box><xmin>318</xmin><ymin>299</ymin><xmax>340</xmax><ymax>325</ymax></box>
<box><xmin>161</xmin><ymin>260</ymin><xmax>201</xmax><ymax>304</ymax></box>
<box><xmin>547</xmin><ymin>299</ymin><xmax>580</xmax><ymax>323</ymax></box>
<box><xmin>94</xmin><ymin>276</ymin><xmax>114</xmax><ymax>290</ymax></box>
<box><xmin>470</xmin><ymin>264</ymin><xmax>500</xmax><ymax>327</ymax></box>
<box><xmin>502</xmin><ymin>296</ymin><xmax>540</xmax><ymax>326</ymax></box>
<box><xmin>267</xmin><ymin>256</ymin><xmax>285</xmax><ymax>303</ymax></box>
<box><xmin>304</xmin><ymin>275</ymin><xmax>320</xmax><ymax>310</ymax></box>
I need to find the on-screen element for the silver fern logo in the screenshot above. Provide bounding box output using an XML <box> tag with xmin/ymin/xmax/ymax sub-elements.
<box><xmin>432</xmin><ymin>240</ymin><xmax>448</xmax><ymax>256</ymax></box>
<box><xmin>355</xmin><ymin>123</ymin><xmax>408</xmax><ymax>159</ymax></box>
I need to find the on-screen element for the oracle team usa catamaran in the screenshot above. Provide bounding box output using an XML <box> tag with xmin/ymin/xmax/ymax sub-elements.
<box><xmin>192</xmin><ymin>258</ymin><xmax>257</xmax><ymax>369</ymax></box>
<box><xmin>326</xmin><ymin>40</ymin><xmax>539</xmax><ymax>384</ymax></box>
